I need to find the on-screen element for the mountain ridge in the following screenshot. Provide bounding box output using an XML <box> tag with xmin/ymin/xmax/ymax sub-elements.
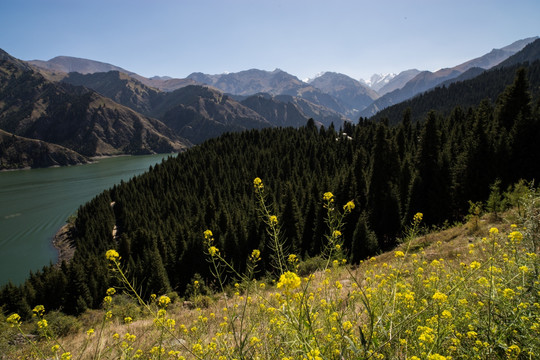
<box><xmin>360</xmin><ymin>36</ymin><xmax>539</xmax><ymax>117</ymax></box>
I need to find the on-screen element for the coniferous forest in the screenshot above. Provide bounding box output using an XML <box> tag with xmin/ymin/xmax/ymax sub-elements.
<box><xmin>1</xmin><ymin>68</ymin><xmax>540</xmax><ymax>317</ymax></box>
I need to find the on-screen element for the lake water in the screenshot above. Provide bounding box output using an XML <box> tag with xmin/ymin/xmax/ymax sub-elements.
<box><xmin>0</xmin><ymin>154</ymin><xmax>174</xmax><ymax>286</ymax></box>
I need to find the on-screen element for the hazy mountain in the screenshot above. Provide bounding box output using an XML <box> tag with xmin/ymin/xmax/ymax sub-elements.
<box><xmin>0</xmin><ymin>50</ymin><xmax>188</xmax><ymax>168</ymax></box>
<box><xmin>360</xmin><ymin>37</ymin><xmax>538</xmax><ymax>117</ymax></box>
<box><xmin>0</xmin><ymin>129</ymin><xmax>89</xmax><ymax>170</ymax></box>
<box><xmin>28</xmin><ymin>56</ymin><xmax>135</xmax><ymax>76</ymax></box>
<box><xmin>376</xmin><ymin>69</ymin><xmax>422</xmax><ymax>95</ymax></box>
<box><xmin>494</xmin><ymin>37</ymin><xmax>540</xmax><ymax>68</ymax></box>
<box><xmin>60</xmin><ymin>70</ymin><xmax>344</xmax><ymax>142</ymax></box>
<box><xmin>187</xmin><ymin>69</ymin><xmax>353</xmax><ymax>119</ymax></box>
<box><xmin>369</xmin><ymin>40</ymin><xmax>540</xmax><ymax>125</ymax></box>
<box><xmin>28</xmin><ymin>55</ymin><xmax>200</xmax><ymax>92</ymax></box>
<box><xmin>157</xmin><ymin>86</ymin><xmax>271</xmax><ymax>144</ymax></box>
<box><xmin>308</xmin><ymin>72</ymin><xmax>379</xmax><ymax>117</ymax></box>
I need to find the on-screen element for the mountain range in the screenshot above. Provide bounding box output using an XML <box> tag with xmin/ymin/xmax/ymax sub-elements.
<box><xmin>0</xmin><ymin>36</ymin><xmax>539</xmax><ymax>169</ymax></box>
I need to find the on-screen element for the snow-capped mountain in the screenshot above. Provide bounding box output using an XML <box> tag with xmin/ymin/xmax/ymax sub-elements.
<box><xmin>360</xmin><ymin>73</ymin><xmax>397</xmax><ymax>92</ymax></box>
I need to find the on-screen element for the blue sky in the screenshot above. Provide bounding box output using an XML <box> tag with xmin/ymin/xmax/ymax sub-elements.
<box><xmin>1</xmin><ymin>0</ymin><xmax>539</xmax><ymax>81</ymax></box>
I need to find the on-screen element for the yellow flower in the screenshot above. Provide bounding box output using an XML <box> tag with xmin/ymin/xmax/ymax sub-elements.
<box><xmin>432</xmin><ymin>291</ymin><xmax>448</xmax><ymax>304</ymax></box>
<box><xmin>427</xmin><ymin>354</ymin><xmax>447</xmax><ymax>360</ymax></box>
<box><xmin>253</xmin><ymin>177</ymin><xmax>263</xmax><ymax>189</ymax></box>
<box><xmin>51</xmin><ymin>344</ymin><xmax>60</xmax><ymax>353</ymax></box>
<box><xmin>208</xmin><ymin>246</ymin><xmax>219</xmax><ymax>257</ymax></box>
<box><xmin>269</xmin><ymin>215</ymin><xmax>278</xmax><ymax>225</ymax></box>
<box><xmin>343</xmin><ymin>200</ymin><xmax>355</xmax><ymax>212</ymax></box>
<box><xmin>394</xmin><ymin>251</ymin><xmax>405</xmax><ymax>258</ymax></box>
<box><xmin>323</xmin><ymin>192</ymin><xmax>334</xmax><ymax>202</ymax></box>
<box><xmin>37</xmin><ymin>319</ymin><xmax>48</xmax><ymax>328</ymax></box>
<box><xmin>288</xmin><ymin>254</ymin><xmax>298</xmax><ymax>264</ymax></box>
<box><xmin>441</xmin><ymin>310</ymin><xmax>452</xmax><ymax>319</ymax></box>
<box><xmin>506</xmin><ymin>344</ymin><xmax>521</xmax><ymax>358</ymax></box>
<box><xmin>413</xmin><ymin>212</ymin><xmax>423</xmax><ymax>223</ymax></box>
<box><xmin>250</xmin><ymin>249</ymin><xmax>261</xmax><ymax>262</ymax></box>
<box><xmin>249</xmin><ymin>336</ymin><xmax>261</xmax><ymax>346</ymax></box>
<box><xmin>503</xmin><ymin>288</ymin><xmax>516</xmax><ymax>299</ymax></box>
<box><xmin>332</xmin><ymin>230</ymin><xmax>342</xmax><ymax>238</ymax></box>
<box><xmin>277</xmin><ymin>271</ymin><xmax>301</xmax><ymax>291</ymax></box>
<box><xmin>489</xmin><ymin>227</ymin><xmax>499</xmax><ymax>235</ymax></box>
<box><xmin>106</xmin><ymin>287</ymin><xmax>116</xmax><ymax>296</ymax></box>
<box><xmin>203</xmin><ymin>229</ymin><xmax>213</xmax><ymax>240</ymax></box>
<box><xmin>61</xmin><ymin>352</ymin><xmax>72</xmax><ymax>360</ymax></box>
<box><xmin>6</xmin><ymin>313</ymin><xmax>21</xmax><ymax>327</ymax></box>
<box><xmin>32</xmin><ymin>305</ymin><xmax>45</xmax><ymax>317</ymax></box>
<box><xmin>106</xmin><ymin>249</ymin><xmax>120</xmax><ymax>261</ymax></box>
<box><xmin>124</xmin><ymin>316</ymin><xmax>133</xmax><ymax>324</ymax></box>
<box><xmin>342</xmin><ymin>321</ymin><xmax>353</xmax><ymax>331</ymax></box>
<box><xmin>87</xmin><ymin>328</ymin><xmax>95</xmax><ymax>336</ymax></box>
<box><xmin>508</xmin><ymin>231</ymin><xmax>523</xmax><ymax>243</ymax></box>
<box><xmin>159</xmin><ymin>295</ymin><xmax>171</xmax><ymax>308</ymax></box>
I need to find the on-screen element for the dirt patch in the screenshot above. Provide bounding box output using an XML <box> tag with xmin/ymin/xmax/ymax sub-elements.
<box><xmin>52</xmin><ymin>223</ymin><xmax>75</xmax><ymax>267</ymax></box>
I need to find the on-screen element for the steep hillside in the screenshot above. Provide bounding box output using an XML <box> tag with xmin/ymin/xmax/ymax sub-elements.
<box><xmin>0</xmin><ymin>129</ymin><xmax>89</xmax><ymax>169</ymax></box>
<box><xmin>157</xmin><ymin>86</ymin><xmax>271</xmax><ymax>144</ymax></box>
<box><xmin>240</xmin><ymin>93</ymin><xmax>309</xmax><ymax>128</ymax></box>
<box><xmin>62</xmin><ymin>71</ymin><xmax>161</xmax><ymax>116</ymax></box>
<box><xmin>0</xmin><ymin>50</ymin><xmax>189</xmax><ymax>167</ymax></box>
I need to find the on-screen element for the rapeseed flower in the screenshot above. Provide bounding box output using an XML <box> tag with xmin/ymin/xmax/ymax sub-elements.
<box><xmin>106</xmin><ymin>249</ymin><xmax>120</xmax><ymax>261</ymax></box>
<box><xmin>204</xmin><ymin>229</ymin><xmax>213</xmax><ymax>241</ymax></box>
<box><xmin>343</xmin><ymin>200</ymin><xmax>355</xmax><ymax>212</ymax></box>
<box><xmin>269</xmin><ymin>215</ymin><xmax>278</xmax><ymax>225</ymax></box>
<box><xmin>277</xmin><ymin>271</ymin><xmax>301</xmax><ymax>291</ymax></box>
<box><xmin>323</xmin><ymin>192</ymin><xmax>334</xmax><ymax>202</ymax></box>
<box><xmin>432</xmin><ymin>291</ymin><xmax>448</xmax><ymax>304</ymax></box>
<box><xmin>250</xmin><ymin>249</ymin><xmax>261</xmax><ymax>262</ymax></box>
<box><xmin>208</xmin><ymin>246</ymin><xmax>219</xmax><ymax>257</ymax></box>
<box><xmin>6</xmin><ymin>313</ymin><xmax>21</xmax><ymax>327</ymax></box>
<box><xmin>158</xmin><ymin>295</ymin><xmax>171</xmax><ymax>308</ymax></box>
<box><xmin>32</xmin><ymin>305</ymin><xmax>45</xmax><ymax>317</ymax></box>
<box><xmin>37</xmin><ymin>319</ymin><xmax>48</xmax><ymax>328</ymax></box>
<box><xmin>253</xmin><ymin>177</ymin><xmax>263</xmax><ymax>189</ymax></box>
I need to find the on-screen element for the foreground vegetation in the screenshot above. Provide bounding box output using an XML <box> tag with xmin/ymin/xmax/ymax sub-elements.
<box><xmin>2</xmin><ymin>180</ymin><xmax>539</xmax><ymax>359</ymax></box>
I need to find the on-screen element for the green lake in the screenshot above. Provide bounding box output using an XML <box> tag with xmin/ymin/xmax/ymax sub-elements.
<box><xmin>0</xmin><ymin>153</ymin><xmax>175</xmax><ymax>286</ymax></box>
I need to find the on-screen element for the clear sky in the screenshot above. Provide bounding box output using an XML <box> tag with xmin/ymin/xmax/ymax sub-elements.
<box><xmin>1</xmin><ymin>0</ymin><xmax>539</xmax><ymax>82</ymax></box>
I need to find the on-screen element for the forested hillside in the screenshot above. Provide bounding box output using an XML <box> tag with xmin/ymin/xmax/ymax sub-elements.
<box><xmin>1</xmin><ymin>68</ymin><xmax>539</xmax><ymax>317</ymax></box>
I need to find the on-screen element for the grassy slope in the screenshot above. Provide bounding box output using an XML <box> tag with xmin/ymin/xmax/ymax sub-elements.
<box><xmin>2</xmin><ymin>202</ymin><xmax>539</xmax><ymax>359</ymax></box>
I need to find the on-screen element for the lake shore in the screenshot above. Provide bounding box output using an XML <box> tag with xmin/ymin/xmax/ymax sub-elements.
<box><xmin>52</xmin><ymin>224</ymin><xmax>75</xmax><ymax>267</ymax></box>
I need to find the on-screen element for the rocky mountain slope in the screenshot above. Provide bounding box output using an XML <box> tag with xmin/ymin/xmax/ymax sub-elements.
<box><xmin>0</xmin><ymin>129</ymin><xmax>89</xmax><ymax>170</ymax></box>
